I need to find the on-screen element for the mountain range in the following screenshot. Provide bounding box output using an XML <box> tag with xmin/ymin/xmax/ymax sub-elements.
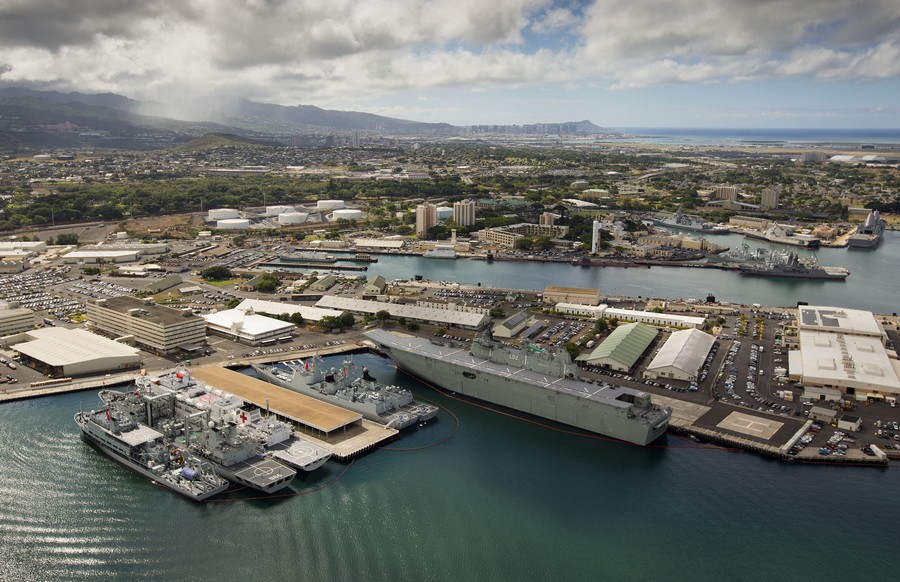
<box><xmin>0</xmin><ymin>86</ymin><xmax>603</xmax><ymax>153</ymax></box>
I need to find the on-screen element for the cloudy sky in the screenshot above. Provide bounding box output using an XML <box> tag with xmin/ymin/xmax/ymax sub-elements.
<box><xmin>1</xmin><ymin>0</ymin><xmax>899</xmax><ymax>128</ymax></box>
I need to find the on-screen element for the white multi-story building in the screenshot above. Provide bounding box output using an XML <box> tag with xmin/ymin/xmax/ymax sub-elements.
<box><xmin>86</xmin><ymin>296</ymin><xmax>207</xmax><ymax>355</ymax></box>
<box><xmin>453</xmin><ymin>200</ymin><xmax>476</xmax><ymax>226</ymax></box>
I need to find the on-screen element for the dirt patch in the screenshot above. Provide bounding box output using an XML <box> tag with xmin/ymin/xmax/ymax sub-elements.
<box><xmin>123</xmin><ymin>213</ymin><xmax>205</xmax><ymax>240</ymax></box>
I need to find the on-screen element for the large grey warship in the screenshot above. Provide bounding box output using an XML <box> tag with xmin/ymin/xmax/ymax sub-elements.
<box><xmin>253</xmin><ymin>358</ymin><xmax>438</xmax><ymax>429</ymax></box>
<box><xmin>847</xmin><ymin>210</ymin><xmax>885</xmax><ymax>248</ymax></box>
<box><xmin>75</xmin><ymin>406</ymin><xmax>229</xmax><ymax>501</ymax></box>
<box><xmin>365</xmin><ymin>329</ymin><xmax>671</xmax><ymax>446</ymax></box>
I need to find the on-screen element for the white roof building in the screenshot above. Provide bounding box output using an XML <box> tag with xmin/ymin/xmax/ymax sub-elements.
<box><xmin>644</xmin><ymin>328</ymin><xmax>715</xmax><ymax>382</ymax></box>
<box><xmin>797</xmin><ymin>305</ymin><xmax>886</xmax><ymax>341</ymax></box>
<box><xmin>553</xmin><ymin>303</ymin><xmax>705</xmax><ymax>329</ymax></box>
<box><xmin>62</xmin><ymin>250</ymin><xmax>140</xmax><ymax>263</ymax></box>
<box><xmin>203</xmin><ymin>308</ymin><xmax>295</xmax><ymax>345</ymax></box>
<box><xmin>792</xmin><ymin>330</ymin><xmax>900</xmax><ymax>398</ymax></box>
<box><xmin>235</xmin><ymin>298</ymin><xmax>343</xmax><ymax>322</ymax></box>
<box><xmin>316</xmin><ymin>296</ymin><xmax>488</xmax><ymax>329</ymax></box>
<box><xmin>13</xmin><ymin>327</ymin><xmax>140</xmax><ymax>377</ymax></box>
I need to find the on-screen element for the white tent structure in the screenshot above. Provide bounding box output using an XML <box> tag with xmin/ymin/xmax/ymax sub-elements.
<box><xmin>644</xmin><ymin>328</ymin><xmax>715</xmax><ymax>382</ymax></box>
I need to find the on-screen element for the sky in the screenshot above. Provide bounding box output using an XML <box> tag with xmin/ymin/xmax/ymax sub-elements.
<box><xmin>1</xmin><ymin>0</ymin><xmax>899</xmax><ymax>128</ymax></box>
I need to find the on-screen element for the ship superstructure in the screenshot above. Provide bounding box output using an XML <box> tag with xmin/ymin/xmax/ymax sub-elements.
<box><xmin>253</xmin><ymin>357</ymin><xmax>438</xmax><ymax>429</ymax></box>
<box><xmin>75</xmin><ymin>406</ymin><xmax>229</xmax><ymax>501</ymax></box>
<box><xmin>738</xmin><ymin>251</ymin><xmax>848</xmax><ymax>280</ymax></box>
<box><xmin>365</xmin><ymin>329</ymin><xmax>670</xmax><ymax>446</ymax></box>
<box><xmin>848</xmin><ymin>210</ymin><xmax>886</xmax><ymax>248</ymax></box>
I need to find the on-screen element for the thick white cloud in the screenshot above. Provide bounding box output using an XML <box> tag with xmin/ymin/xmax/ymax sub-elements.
<box><xmin>0</xmin><ymin>0</ymin><xmax>898</xmax><ymax>112</ymax></box>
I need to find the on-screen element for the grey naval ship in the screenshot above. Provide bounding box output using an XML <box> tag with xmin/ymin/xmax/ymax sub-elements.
<box><xmin>847</xmin><ymin>210</ymin><xmax>885</xmax><ymax>248</ymax></box>
<box><xmin>365</xmin><ymin>329</ymin><xmax>671</xmax><ymax>446</ymax></box>
<box><xmin>253</xmin><ymin>358</ymin><xmax>438</xmax><ymax>429</ymax></box>
<box><xmin>98</xmin><ymin>371</ymin><xmax>315</xmax><ymax>493</ymax></box>
<box><xmin>75</xmin><ymin>406</ymin><xmax>229</xmax><ymax>501</ymax></box>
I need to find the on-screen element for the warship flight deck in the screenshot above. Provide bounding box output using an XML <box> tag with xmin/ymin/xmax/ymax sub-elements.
<box><xmin>191</xmin><ymin>366</ymin><xmax>398</xmax><ymax>460</ymax></box>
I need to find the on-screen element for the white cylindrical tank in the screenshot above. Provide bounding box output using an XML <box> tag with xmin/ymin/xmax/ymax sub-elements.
<box><xmin>278</xmin><ymin>212</ymin><xmax>309</xmax><ymax>225</ymax></box>
<box><xmin>331</xmin><ymin>209</ymin><xmax>363</xmax><ymax>221</ymax></box>
<box><xmin>216</xmin><ymin>218</ymin><xmax>250</xmax><ymax>230</ymax></box>
<box><xmin>266</xmin><ymin>205</ymin><xmax>294</xmax><ymax>216</ymax></box>
<box><xmin>436</xmin><ymin>206</ymin><xmax>453</xmax><ymax>220</ymax></box>
<box><xmin>208</xmin><ymin>208</ymin><xmax>239</xmax><ymax>221</ymax></box>
<box><xmin>317</xmin><ymin>199</ymin><xmax>345</xmax><ymax>211</ymax></box>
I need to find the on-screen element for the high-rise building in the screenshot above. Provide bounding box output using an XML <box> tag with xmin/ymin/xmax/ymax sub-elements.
<box><xmin>714</xmin><ymin>185</ymin><xmax>738</xmax><ymax>201</ymax></box>
<box><xmin>453</xmin><ymin>199</ymin><xmax>476</xmax><ymax>226</ymax></box>
<box><xmin>416</xmin><ymin>203</ymin><xmax>437</xmax><ymax>238</ymax></box>
<box><xmin>539</xmin><ymin>212</ymin><xmax>557</xmax><ymax>226</ymax></box>
<box><xmin>351</xmin><ymin>131</ymin><xmax>360</xmax><ymax>148</ymax></box>
<box><xmin>760</xmin><ymin>188</ymin><xmax>779</xmax><ymax>210</ymax></box>
<box><xmin>591</xmin><ymin>220</ymin><xmax>603</xmax><ymax>254</ymax></box>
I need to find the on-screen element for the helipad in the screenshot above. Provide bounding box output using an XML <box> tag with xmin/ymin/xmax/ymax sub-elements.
<box><xmin>717</xmin><ymin>411</ymin><xmax>784</xmax><ymax>440</ymax></box>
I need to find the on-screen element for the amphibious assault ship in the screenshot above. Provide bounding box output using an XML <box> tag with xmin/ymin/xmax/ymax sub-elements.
<box><xmin>848</xmin><ymin>210</ymin><xmax>885</xmax><ymax>248</ymax></box>
<box><xmin>364</xmin><ymin>329</ymin><xmax>671</xmax><ymax>446</ymax></box>
<box><xmin>75</xmin><ymin>406</ymin><xmax>229</xmax><ymax>501</ymax></box>
<box><xmin>253</xmin><ymin>358</ymin><xmax>438</xmax><ymax>429</ymax></box>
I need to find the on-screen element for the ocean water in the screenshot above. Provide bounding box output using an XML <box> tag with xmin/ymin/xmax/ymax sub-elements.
<box><xmin>608</xmin><ymin>127</ymin><xmax>900</xmax><ymax>147</ymax></box>
<box><xmin>0</xmin><ymin>353</ymin><xmax>896</xmax><ymax>581</ymax></box>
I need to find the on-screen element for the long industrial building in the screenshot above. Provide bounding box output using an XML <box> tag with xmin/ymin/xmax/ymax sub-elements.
<box><xmin>86</xmin><ymin>296</ymin><xmax>207</xmax><ymax>355</ymax></box>
<box><xmin>576</xmin><ymin>323</ymin><xmax>658</xmax><ymax>371</ymax></box>
<box><xmin>13</xmin><ymin>327</ymin><xmax>140</xmax><ymax>377</ymax></box>
<box><xmin>644</xmin><ymin>328</ymin><xmax>715</xmax><ymax>382</ymax></box>
<box><xmin>203</xmin><ymin>308</ymin><xmax>296</xmax><ymax>345</ymax></box>
<box><xmin>0</xmin><ymin>307</ymin><xmax>35</xmax><ymax>336</ymax></box>
<box><xmin>315</xmin><ymin>296</ymin><xmax>488</xmax><ymax>330</ymax></box>
<box><xmin>554</xmin><ymin>303</ymin><xmax>705</xmax><ymax>329</ymax></box>
<box><xmin>789</xmin><ymin>305</ymin><xmax>900</xmax><ymax>401</ymax></box>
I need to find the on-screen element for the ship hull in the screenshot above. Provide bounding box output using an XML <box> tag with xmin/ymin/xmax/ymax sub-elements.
<box><xmin>738</xmin><ymin>267</ymin><xmax>847</xmax><ymax>280</ymax></box>
<box><xmin>847</xmin><ymin>235</ymin><xmax>882</xmax><ymax>248</ymax></box>
<box><xmin>370</xmin><ymin>338</ymin><xmax>668</xmax><ymax>446</ymax></box>
<box><xmin>743</xmin><ymin>231</ymin><xmax>819</xmax><ymax>248</ymax></box>
<box><xmin>77</xmin><ymin>421</ymin><xmax>229</xmax><ymax>501</ymax></box>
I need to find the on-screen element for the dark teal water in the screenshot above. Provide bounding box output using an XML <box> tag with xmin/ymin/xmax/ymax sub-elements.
<box><xmin>1</xmin><ymin>353</ymin><xmax>896</xmax><ymax>581</ymax></box>
<box><xmin>334</xmin><ymin>232</ymin><xmax>899</xmax><ymax>313</ymax></box>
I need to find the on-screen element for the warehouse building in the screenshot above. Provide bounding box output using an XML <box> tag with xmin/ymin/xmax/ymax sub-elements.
<box><xmin>644</xmin><ymin>328</ymin><xmax>715</xmax><ymax>382</ymax></box>
<box><xmin>553</xmin><ymin>303</ymin><xmax>705</xmax><ymax>328</ymax></box>
<box><xmin>576</xmin><ymin>323</ymin><xmax>658</xmax><ymax>372</ymax></box>
<box><xmin>789</xmin><ymin>305</ymin><xmax>900</xmax><ymax>400</ymax></box>
<box><xmin>493</xmin><ymin>311</ymin><xmax>532</xmax><ymax>339</ymax></box>
<box><xmin>543</xmin><ymin>286</ymin><xmax>602</xmax><ymax>306</ymax></box>
<box><xmin>234</xmin><ymin>299</ymin><xmax>344</xmax><ymax>323</ymax></box>
<box><xmin>86</xmin><ymin>296</ymin><xmax>207</xmax><ymax>355</ymax></box>
<box><xmin>203</xmin><ymin>308</ymin><xmax>296</xmax><ymax>346</ymax></box>
<box><xmin>316</xmin><ymin>296</ymin><xmax>488</xmax><ymax>330</ymax></box>
<box><xmin>13</xmin><ymin>327</ymin><xmax>140</xmax><ymax>377</ymax></box>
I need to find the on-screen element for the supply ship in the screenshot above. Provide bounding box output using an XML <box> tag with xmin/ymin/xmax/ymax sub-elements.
<box><xmin>75</xmin><ymin>406</ymin><xmax>229</xmax><ymax>501</ymax></box>
<box><xmin>652</xmin><ymin>209</ymin><xmax>729</xmax><ymax>234</ymax></box>
<box><xmin>253</xmin><ymin>358</ymin><xmax>438</xmax><ymax>429</ymax></box>
<box><xmin>364</xmin><ymin>329</ymin><xmax>671</xmax><ymax>446</ymax></box>
<box><xmin>847</xmin><ymin>210</ymin><xmax>885</xmax><ymax>248</ymax></box>
<box><xmin>738</xmin><ymin>251</ymin><xmax>849</xmax><ymax>280</ymax></box>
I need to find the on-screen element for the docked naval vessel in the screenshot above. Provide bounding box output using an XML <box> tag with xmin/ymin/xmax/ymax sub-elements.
<box><xmin>365</xmin><ymin>329</ymin><xmax>671</xmax><ymax>446</ymax></box>
<box><xmin>99</xmin><ymin>372</ymin><xmax>302</xmax><ymax>492</ymax></box>
<box><xmin>253</xmin><ymin>358</ymin><xmax>438</xmax><ymax>429</ymax></box>
<box><xmin>738</xmin><ymin>251</ymin><xmax>849</xmax><ymax>280</ymax></box>
<box><xmin>848</xmin><ymin>210</ymin><xmax>885</xmax><ymax>248</ymax></box>
<box><xmin>652</xmin><ymin>209</ymin><xmax>729</xmax><ymax>235</ymax></box>
<box><xmin>75</xmin><ymin>405</ymin><xmax>229</xmax><ymax>501</ymax></box>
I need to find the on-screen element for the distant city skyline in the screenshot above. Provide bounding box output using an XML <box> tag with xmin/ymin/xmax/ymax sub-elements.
<box><xmin>1</xmin><ymin>0</ymin><xmax>899</xmax><ymax>128</ymax></box>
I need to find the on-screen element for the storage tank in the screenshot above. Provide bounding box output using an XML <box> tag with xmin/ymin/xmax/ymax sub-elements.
<box><xmin>331</xmin><ymin>209</ymin><xmax>363</xmax><ymax>221</ymax></box>
<box><xmin>216</xmin><ymin>218</ymin><xmax>250</xmax><ymax>230</ymax></box>
<box><xmin>436</xmin><ymin>206</ymin><xmax>453</xmax><ymax>220</ymax></box>
<box><xmin>208</xmin><ymin>208</ymin><xmax>239</xmax><ymax>221</ymax></box>
<box><xmin>266</xmin><ymin>205</ymin><xmax>294</xmax><ymax>216</ymax></box>
<box><xmin>278</xmin><ymin>212</ymin><xmax>309</xmax><ymax>225</ymax></box>
<box><xmin>317</xmin><ymin>199</ymin><xmax>345</xmax><ymax>211</ymax></box>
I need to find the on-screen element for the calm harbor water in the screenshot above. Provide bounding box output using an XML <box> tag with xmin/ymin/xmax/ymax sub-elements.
<box><xmin>0</xmin><ymin>353</ymin><xmax>896</xmax><ymax>581</ymax></box>
<box><xmin>3</xmin><ymin>236</ymin><xmax>899</xmax><ymax>581</ymax></box>
<box><xmin>326</xmin><ymin>231</ymin><xmax>900</xmax><ymax>314</ymax></box>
